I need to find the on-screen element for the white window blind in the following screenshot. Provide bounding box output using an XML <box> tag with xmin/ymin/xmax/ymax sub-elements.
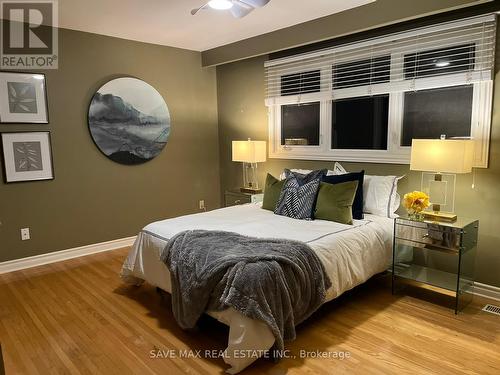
<box><xmin>265</xmin><ymin>14</ymin><xmax>496</xmax><ymax>105</ymax></box>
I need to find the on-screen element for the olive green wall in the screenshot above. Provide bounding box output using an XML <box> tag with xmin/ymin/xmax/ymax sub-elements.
<box><xmin>0</xmin><ymin>28</ymin><xmax>220</xmax><ymax>262</ymax></box>
<box><xmin>216</xmin><ymin>49</ymin><xmax>500</xmax><ymax>287</ymax></box>
<box><xmin>202</xmin><ymin>0</ymin><xmax>487</xmax><ymax>66</ymax></box>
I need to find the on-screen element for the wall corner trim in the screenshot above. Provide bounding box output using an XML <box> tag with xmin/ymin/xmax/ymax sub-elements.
<box><xmin>0</xmin><ymin>236</ymin><xmax>136</xmax><ymax>274</ymax></box>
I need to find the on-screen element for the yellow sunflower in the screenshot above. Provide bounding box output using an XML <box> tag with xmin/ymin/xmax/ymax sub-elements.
<box><xmin>403</xmin><ymin>191</ymin><xmax>430</xmax><ymax>213</ymax></box>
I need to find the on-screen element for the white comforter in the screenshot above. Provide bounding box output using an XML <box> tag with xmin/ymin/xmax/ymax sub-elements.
<box><xmin>121</xmin><ymin>203</ymin><xmax>393</xmax><ymax>373</ymax></box>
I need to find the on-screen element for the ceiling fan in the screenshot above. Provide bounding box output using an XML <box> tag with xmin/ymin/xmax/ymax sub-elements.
<box><xmin>191</xmin><ymin>0</ymin><xmax>271</xmax><ymax>19</ymax></box>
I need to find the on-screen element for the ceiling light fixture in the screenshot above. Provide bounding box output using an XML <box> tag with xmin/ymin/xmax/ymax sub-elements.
<box><xmin>208</xmin><ymin>0</ymin><xmax>234</xmax><ymax>10</ymax></box>
<box><xmin>435</xmin><ymin>60</ymin><xmax>450</xmax><ymax>67</ymax></box>
<box><xmin>191</xmin><ymin>0</ymin><xmax>270</xmax><ymax>18</ymax></box>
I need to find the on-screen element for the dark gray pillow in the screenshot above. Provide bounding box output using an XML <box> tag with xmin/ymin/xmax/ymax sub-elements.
<box><xmin>284</xmin><ymin>168</ymin><xmax>327</xmax><ymax>185</ymax></box>
<box><xmin>274</xmin><ymin>170</ymin><xmax>324</xmax><ymax>220</ymax></box>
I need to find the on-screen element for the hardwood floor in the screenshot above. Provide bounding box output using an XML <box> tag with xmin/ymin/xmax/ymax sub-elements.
<box><xmin>0</xmin><ymin>248</ymin><xmax>499</xmax><ymax>374</ymax></box>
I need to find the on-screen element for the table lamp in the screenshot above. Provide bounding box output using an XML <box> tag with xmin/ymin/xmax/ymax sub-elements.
<box><xmin>232</xmin><ymin>139</ymin><xmax>266</xmax><ymax>193</ymax></box>
<box><xmin>410</xmin><ymin>137</ymin><xmax>474</xmax><ymax>221</ymax></box>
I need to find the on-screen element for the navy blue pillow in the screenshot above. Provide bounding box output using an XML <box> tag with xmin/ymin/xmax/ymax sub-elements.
<box><xmin>322</xmin><ymin>171</ymin><xmax>365</xmax><ymax>220</ymax></box>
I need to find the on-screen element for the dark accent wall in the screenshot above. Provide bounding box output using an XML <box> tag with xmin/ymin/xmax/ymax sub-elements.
<box><xmin>202</xmin><ymin>0</ymin><xmax>488</xmax><ymax>66</ymax></box>
<box><xmin>0</xmin><ymin>28</ymin><xmax>220</xmax><ymax>262</ymax></box>
<box><xmin>269</xmin><ymin>1</ymin><xmax>500</xmax><ymax>60</ymax></box>
<box><xmin>216</xmin><ymin>39</ymin><xmax>500</xmax><ymax>287</ymax></box>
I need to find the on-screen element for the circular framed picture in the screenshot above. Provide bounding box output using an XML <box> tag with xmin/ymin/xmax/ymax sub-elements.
<box><xmin>88</xmin><ymin>77</ymin><xmax>171</xmax><ymax>165</ymax></box>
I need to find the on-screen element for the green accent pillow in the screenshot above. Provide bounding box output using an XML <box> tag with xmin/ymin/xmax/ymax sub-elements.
<box><xmin>314</xmin><ymin>180</ymin><xmax>359</xmax><ymax>224</ymax></box>
<box><xmin>262</xmin><ymin>173</ymin><xmax>285</xmax><ymax>211</ymax></box>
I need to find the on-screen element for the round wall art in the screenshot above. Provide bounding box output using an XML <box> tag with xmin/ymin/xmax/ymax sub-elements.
<box><xmin>88</xmin><ymin>77</ymin><xmax>170</xmax><ymax>165</ymax></box>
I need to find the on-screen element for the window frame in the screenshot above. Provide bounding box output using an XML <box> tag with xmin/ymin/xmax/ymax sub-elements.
<box><xmin>266</xmin><ymin>19</ymin><xmax>494</xmax><ymax>168</ymax></box>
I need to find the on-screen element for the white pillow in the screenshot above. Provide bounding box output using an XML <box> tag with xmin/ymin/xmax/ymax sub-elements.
<box><xmin>333</xmin><ymin>162</ymin><xmax>403</xmax><ymax>218</ymax></box>
<box><xmin>363</xmin><ymin>175</ymin><xmax>402</xmax><ymax>218</ymax></box>
<box><xmin>333</xmin><ymin>162</ymin><xmax>347</xmax><ymax>175</ymax></box>
<box><xmin>279</xmin><ymin>168</ymin><xmax>335</xmax><ymax>180</ymax></box>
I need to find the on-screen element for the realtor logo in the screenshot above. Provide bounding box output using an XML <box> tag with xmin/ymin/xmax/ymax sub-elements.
<box><xmin>1</xmin><ymin>0</ymin><xmax>58</xmax><ymax>69</ymax></box>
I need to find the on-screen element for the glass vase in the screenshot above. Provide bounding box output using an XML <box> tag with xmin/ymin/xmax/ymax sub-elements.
<box><xmin>408</xmin><ymin>211</ymin><xmax>425</xmax><ymax>221</ymax></box>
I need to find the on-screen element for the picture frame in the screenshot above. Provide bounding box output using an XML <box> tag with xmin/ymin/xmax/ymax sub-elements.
<box><xmin>88</xmin><ymin>77</ymin><xmax>170</xmax><ymax>165</ymax></box>
<box><xmin>1</xmin><ymin>131</ymin><xmax>54</xmax><ymax>183</ymax></box>
<box><xmin>0</xmin><ymin>72</ymin><xmax>49</xmax><ymax>123</ymax></box>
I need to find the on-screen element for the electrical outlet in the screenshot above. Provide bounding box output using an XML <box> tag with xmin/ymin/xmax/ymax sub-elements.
<box><xmin>21</xmin><ymin>227</ymin><xmax>30</xmax><ymax>241</ymax></box>
<box><xmin>199</xmin><ymin>200</ymin><xmax>205</xmax><ymax>210</ymax></box>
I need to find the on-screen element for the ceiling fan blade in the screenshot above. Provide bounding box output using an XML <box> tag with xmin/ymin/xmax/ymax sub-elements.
<box><xmin>230</xmin><ymin>2</ymin><xmax>254</xmax><ymax>18</ymax></box>
<box><xmin>190</xmin><ymin>3</ymin><xmax>207</xmax><ymax>15</ymax></box>
<box><xmin>238</xmin><ymin>0</ymin><xmax>271</xmax><ymax>8</ymax></box>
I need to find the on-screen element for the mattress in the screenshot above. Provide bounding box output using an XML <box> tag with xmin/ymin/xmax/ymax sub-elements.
<box><xmin>121</xmin><ymin>203</ymin><xmax>393</xmax><ymax>373</ymax></box>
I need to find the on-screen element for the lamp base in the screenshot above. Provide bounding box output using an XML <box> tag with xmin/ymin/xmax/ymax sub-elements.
<box><xmin>422</xmin><ymin>210</ymin><xmax>457</xmax><ymax>222</ymax></box>
<box><xmin>240</xmin><ymin>187</ymin><xmax>262</xmax><ymax>194</ymax></box>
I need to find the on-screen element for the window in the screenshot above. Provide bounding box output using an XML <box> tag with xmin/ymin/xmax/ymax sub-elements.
<box><xmin>404</xmin><ymin>43</ymin><xmax>475</xmax><ymax>79</ymax></box>
<box><xmin>281</xmin><ymin>102</ymin><xmax>320</xmax><ymax>146</ymax></box>
<box><xmin>333</xmin><ymin>56</ymin><xmax>390</xmax><ymax>89</ymax></box>
<box><xmin>281</xmin><ymin>70</ymin><xmax>320</xmax><ymax>96</ymax></box>
<box><xmin>265</xmin><ymin>15</ymin><xmax>495</xmax><ymax>167</ymax></box>
<box><xmin>401</xmin><ymin>85</ymin><xmax>473</xmax><ymax>146</ymax></box>
<box><xmin>332</xmin><ymin>95</ymin><xmax>389</xmax><ymax>149</ymax></box>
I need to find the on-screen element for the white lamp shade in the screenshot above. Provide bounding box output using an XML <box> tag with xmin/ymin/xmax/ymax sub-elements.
<box><xmin>410</xmin><ymin>139</ymin><xmax>474</xmax><ymax>173</ymax></box>
<box><xmin>232</xmin><ymin>140</ymin><xmax>266</xmax><ymax>163</ymax></box>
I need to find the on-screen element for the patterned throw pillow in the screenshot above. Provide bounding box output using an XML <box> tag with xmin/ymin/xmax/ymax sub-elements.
<box><xmin>274</xmin><ymin>170</ymin><xmax>325</xmax><ymax>220</ymax></box>
<box><xmin>284</xmin><ymin>168</ymin><xmax>327</xmax><ymax>185</ymax></box>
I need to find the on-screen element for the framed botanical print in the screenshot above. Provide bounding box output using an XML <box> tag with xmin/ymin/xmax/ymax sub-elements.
<box><xmin>0</xmin><ymin>72</ymin><xmax>48</xmax><ymax>123</ymax></box>
<box><xmin>1</xmin><ymin>132</ymin><xmax>54</xmax><ymax>183</ymax></box>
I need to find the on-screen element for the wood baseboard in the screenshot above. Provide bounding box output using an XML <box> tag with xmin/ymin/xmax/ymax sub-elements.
<box><xmin>472</xmin><ymin>282</ymin><xmax>500</xmax><ymax>301</ymax></box>
<box><xmin>1</xmin><ymin>239</ymin><xmax>499</xmax><ymax>302</ymax></box>
<box><xmin>0</xmin><ymin>236</ymin><xmax>136</xmax><ymax>274</ymax></box>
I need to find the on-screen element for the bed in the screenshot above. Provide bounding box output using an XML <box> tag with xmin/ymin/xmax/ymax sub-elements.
<box><xmin>121</xmin><ymin>202</ymin><xmax>394</xmax><ymax>373</ymax></box>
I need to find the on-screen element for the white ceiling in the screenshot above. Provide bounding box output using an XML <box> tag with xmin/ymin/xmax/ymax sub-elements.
<box><xmin>58</xmin><ymin>0</ymin><xmax>375</xmax><ymax>51</ymax></box>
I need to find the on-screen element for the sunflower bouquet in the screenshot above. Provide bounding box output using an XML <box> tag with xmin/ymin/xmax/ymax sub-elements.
<box><xmin>402</xmin><ymin>191</ymin><xmax>430</xmax><ymax>220</ymax></box>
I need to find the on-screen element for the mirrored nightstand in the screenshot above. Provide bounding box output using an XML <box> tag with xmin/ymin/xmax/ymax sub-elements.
<box><xmin>224</xmin><ymin>189</ymin><xmax>264</xmax><ymax>207</ymax></box>
<box><xmin>392</xmin><ymin>216</ymin><xmax>479</xmax><ymax>314</ymax></box>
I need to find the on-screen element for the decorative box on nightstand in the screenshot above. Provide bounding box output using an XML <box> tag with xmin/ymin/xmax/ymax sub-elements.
<box><xmin>392</xmin><ymin>216</ymin><xmax>479</xmax><ymax>314</ymax></box>
<box><xmin>224</xmin><ymin>189</ymin><xmax>264</xmax><ymax>207</ymax></box>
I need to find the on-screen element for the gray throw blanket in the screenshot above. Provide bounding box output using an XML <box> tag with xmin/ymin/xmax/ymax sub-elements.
<box><xmin>160</xmin><ymin>230</ymin><xmax>331</xmax><ymax>350</ymax></box>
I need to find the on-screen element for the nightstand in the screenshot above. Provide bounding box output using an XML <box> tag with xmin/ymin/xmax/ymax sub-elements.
<box><xmin>392</xmin><ymin>216</ymin><xmax>478</xmax><ymax>314</ymax></box>
<box><xmin>224</xmin><ymin>189</ymin><xmax>263</xmax><ymax>207</ymax></box>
